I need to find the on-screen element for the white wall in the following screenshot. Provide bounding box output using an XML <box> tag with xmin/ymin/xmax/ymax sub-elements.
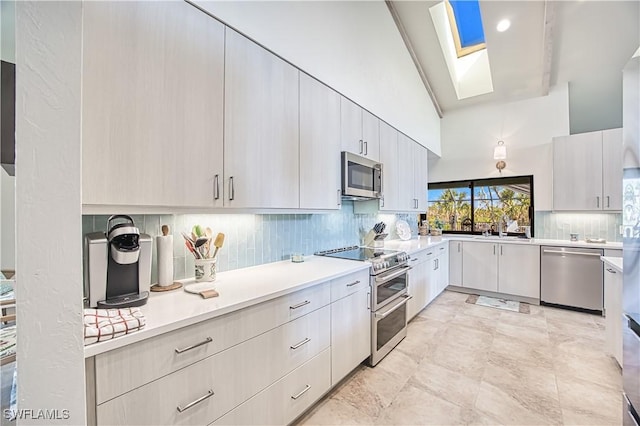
<box><xmin>194</xmin><ymin>0</ymin><xmax>441</xmax><ymax>155</ymax></box>
<box><xmin>1</xmin><ymin>169</ymin><xmax>15</xmax><ymax>270</ymax></box>
<box><xmin>429</xmin><ymin>84</ymin><xmax>570</xmax><ymax>211</ymax></box>
<box><xmin>16</xmin><ymin>2</ymin><xmax>85</xmax><ymax>424</ymax></box>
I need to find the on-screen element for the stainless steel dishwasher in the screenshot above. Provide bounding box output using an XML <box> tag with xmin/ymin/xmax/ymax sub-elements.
<box><xmin>541</xmin><ymin>246</ymin><xmax>604</xmax><ymax>313</ymax></box>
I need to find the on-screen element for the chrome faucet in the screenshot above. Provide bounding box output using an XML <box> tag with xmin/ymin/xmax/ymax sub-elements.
<box><xmin>498</xmin><ymin>216</ymin><xmax>508</xmax><ymax>237</ymax></box>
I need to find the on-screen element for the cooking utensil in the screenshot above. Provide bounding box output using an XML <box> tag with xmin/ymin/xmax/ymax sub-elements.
<box><xmin>181</xmin><ymin>231</ymin><xmax>195</xmax><ymax>244</ymax></box>
<box><xmin>185</xmin><ymin>239</ymin><xmax>200</xmax><ymax>259</ymax></box>
<box><xmin>212</xmin><ymin>233</ymin><xmax>225</xmax><ymax>258</ymax></box>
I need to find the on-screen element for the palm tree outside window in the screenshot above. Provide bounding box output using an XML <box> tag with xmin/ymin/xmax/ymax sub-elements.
<box><xmin>426</xmin><ymin>175</ymin><xmax>534</xmax><ymax>237</ymax></box>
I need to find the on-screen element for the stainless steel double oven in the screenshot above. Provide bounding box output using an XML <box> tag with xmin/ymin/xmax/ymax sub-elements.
<box><xmin>369</xmin><ymin>260</ymin><xmax>411</xmax><ymax>366</ymax></box>
<box><xmin>314</xmin><ymin>246</ymin><xmax>411</xmax><ymax>366</ymax></box>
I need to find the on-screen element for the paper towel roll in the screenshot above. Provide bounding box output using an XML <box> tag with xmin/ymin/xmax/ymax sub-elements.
<box><xmin>157</xmin><ymin>235</ymin><xmax>174</xmax><ymax>286</ymax></box>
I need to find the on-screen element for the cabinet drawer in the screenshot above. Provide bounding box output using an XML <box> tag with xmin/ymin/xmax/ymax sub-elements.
<box><xmin>211</xmin><ymin>348</ymin><xmax>331</xmax><ymax>426</ymax></box>
<box><xmin>409</xmin><ymin>248</ymin><xmax>435</xmax><ymax>265</ymax></box>
<box><xmin>95</xmin><ymin>281</ymin><xmax>330</xmax><ymax>403</ymax></box>
<box><xmin>330</xmin><ymin>269</ymin><xmax>369</xmax><ymax>302</ymax></box>
<box><xmin>282</xmin><ymin>281</ymin><xmax>331</xmax><ymax>321</ymax></box>
<box><xmin>97</xmin><ymin>306</ymin><xmax>331</xmax><ymax>425</ymax></box>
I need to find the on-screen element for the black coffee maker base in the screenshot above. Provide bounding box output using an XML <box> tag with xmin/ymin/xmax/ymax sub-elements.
<box><xmin>97</xmin><ymin>291</ymin><xmax>149</xmax><ymax>309</ymax></box>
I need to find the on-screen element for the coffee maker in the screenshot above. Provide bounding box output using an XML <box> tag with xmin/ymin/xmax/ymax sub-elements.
<box><xmin>84</xmin><ymin>215</ymin><xmax>152</xmax><ymax>308</ymax></box>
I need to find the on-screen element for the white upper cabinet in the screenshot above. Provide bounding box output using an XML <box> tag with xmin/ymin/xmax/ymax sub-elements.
<box><xmin>224</xmin><ymin>29</ymin><xmax>300</xmax><ymax>209</ymax></box>
<box><xmin>395</xmin><ymin>134</ymin><xmax>428</xmax><ymax>212</ymax></box>
<box><xmin>602</xmin><ymin>128</ymin><xmax>623</xmax><ymax>210</ymax></box>
<box><xmin>299</xmin><ymin>73</ymin><xmax>342</xmax><ymax>210</ymax></box>
<box><xmin>340</xmin><ymin>98</ymin><xmax>380</xmax><ymax>161</ymax></box>
<box><xmin>414</xmin><ymin>143</ymin><xmax>429</xmax><ymax>212</ymax></box>
<box><xmin>82</xmin><ymin>1</ymin><xmax>225</xmax><ymax>208</ymax></box>
<box><xmin>379</xmin><ymin>121</ymin><xmax>399</xmax><ymax>211</ymax></box>
<box><xmin>553</xmin><ymin>128</ymin><xmax>622</xmax><ymax>211</ymax></box>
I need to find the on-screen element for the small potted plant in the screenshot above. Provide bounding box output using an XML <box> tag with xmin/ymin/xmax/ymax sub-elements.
<box><xmin>431</xmin><ymin>219</ymin><xmax>443</xmax><ymax>237</ymax></box>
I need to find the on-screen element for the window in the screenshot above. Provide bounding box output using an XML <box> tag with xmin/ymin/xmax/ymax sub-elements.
<box><xmin>446</xmin><ymin>0</ymin><xmax>486</xmax><ymax>58</ymax></box>
<box><xmin>426</xmin><ymin>175</ymin><xmax>534</xmax><ymax>236</ymax></box>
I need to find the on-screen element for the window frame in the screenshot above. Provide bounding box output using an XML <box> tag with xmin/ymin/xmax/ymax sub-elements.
<box><xmin>425</xmin><ymin>175</ymin><xmax>535</xmax><ymax>237</ymax></box>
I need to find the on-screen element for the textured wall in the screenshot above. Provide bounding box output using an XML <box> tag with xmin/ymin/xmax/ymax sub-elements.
<box><xmin>83</xmin><ymin>202</ymin><xmax>418</xmax><ymax>284</ymax></box>
<box><xmin>15</xmin><ymin>2</ymin><xmax>86</xmax><ymax>424</ymax></box>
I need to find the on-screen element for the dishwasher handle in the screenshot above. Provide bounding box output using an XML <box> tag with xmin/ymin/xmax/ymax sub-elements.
<box><xmin>542</xmin><ymin>249</ymin><xmax>602</xmax><ymax>257</ymax></box>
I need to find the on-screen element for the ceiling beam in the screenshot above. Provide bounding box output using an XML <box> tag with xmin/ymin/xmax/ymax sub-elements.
<box><xmin>386</xmin><ymin>0</ymin><xmax>444</xmax><ymax>118</ymax></box>
<box><xmin>541</xmin><ymin>0</ymin><xmax>556</xmax><ymax>96</ymax></box>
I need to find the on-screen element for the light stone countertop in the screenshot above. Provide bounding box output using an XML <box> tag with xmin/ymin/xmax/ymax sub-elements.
<box><xmin>84</xmin><ymin>255</ymin><xmax>369</xmax><ymax>358</ymax></box>
<box><xmin>383</xmin><ymin>235</ymin><xmax>621</xmax><ymax>253</ymax></box>
<box><xmin>601</xmin><ymin>256</ymin><xmax>623</xmax><ymax>273</ymax></box>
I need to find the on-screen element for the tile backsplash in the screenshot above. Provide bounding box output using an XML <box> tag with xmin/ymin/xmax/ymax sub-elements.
<box><xmin>534</xmin><ymin>211</ymin><xmax>622</xmax><ymax>242</ymax></box>
<box><xmin>83</xmin><ymin>202</ymin><xmax>417</xmax><ymax>283</ymax></box>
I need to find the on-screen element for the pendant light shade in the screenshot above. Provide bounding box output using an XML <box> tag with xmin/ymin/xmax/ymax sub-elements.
<box><xmin>493</xmin><ymin>140</ymin><xmax>507</xmax><ymax>160</ymax></box>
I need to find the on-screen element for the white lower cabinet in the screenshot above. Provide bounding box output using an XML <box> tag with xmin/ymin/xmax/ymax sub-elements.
<box><xmin>462</xmin><ymin>242</ymin><xmax>499</xmax><ymax>292</ymax></box>
<box><xmin>407</xmin><ymin>249</ymin><xmax>432</xmax><ymax>320</ymax></box>
<box><xmin>604</xmin><ymin>265</ymin><xmax>623</xmax><ymax>367</ymax></box>
<box><xmin>213</xmin><ymin>349</ymin><xmax>331</xmax><ymax>425</ymax></box>
<box><xmin>460</xmin><ymin>241</ymin><xmax>540</xmax><ymax>299</ymax></box>
<box><xmin>449</xmin><ymin>241</ymin><xmax>463</xmax><ymax>287</ymax></box>
<box><xmin>330</xmin><ymin>287</ymin><xmax>371</xmax><ymax>385</ymax></box>
<box><xmin>433</xmin><ymin>243</ymin><xmax>449</xmax><ymax>296</ymax></box>
<box><xmin>97</xmin><ymin>306</ymin><xmax>330</xmax><ymax>425</ymax></box>
<box><xmin>90</xmin><ymin>270</ymin><xmax>374</xmax><ymax>426</ymax></box>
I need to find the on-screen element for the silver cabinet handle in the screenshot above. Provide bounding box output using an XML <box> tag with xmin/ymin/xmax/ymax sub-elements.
<box><xmin>364</xmin><ymin>141</ymin><xmax>368</xmax><ymax>155</ymax></box>
<box><xmin>493</xmin><ymin>245</ymin><xmax>496</xmax><ymax>255</ymax></box>
<box><xmin>380</xmin><ymin>196</ymin><xmax>385</xmax><ymax>208</ymax></box>
<box><xmin>439</xmin><ymin>247</ymin><xmax>445</xmax><ymax>251</ymax></box>
<box><xmin>359</xmin><ymin>140</ymin><xmax>363</xmax><ymax>154</ymax></box>
<box><xmin>229</xmin><ymin>176</ymin><xmax>235</xmax><ymax>201</ymax></box>
<box><xmin>213</xmin><ymin>175</ymin><xmax>220</xmax><ymax>200</ymax></box>
<box><xmin>607</xmin><ymin>195</ymin><xmax>610</xmax><ymax>208</ymax></box>
<box><xmin>367</xmin><ymin>291</ymin><xmax>370</xmax><ymax>310</ymax></box>
<box><xmin>176</xmin><ymin>389</ymin><xmax>214</xmax><ymax>413</ymax></box>
<box><xmin>175</xmin><ymin>337</ymin><xmax>213</xmax><ymax>354</ymax></box>
<box><xmin>290</xmin><ymin>337</ymin><xmax>311</xmax><ymax>350</ymax></box>
<box><xmin>596</xmin><ymin>196</ymin><xmax>600</xmax><ymax>208</ymax></box>
<box><xmin>606</xmin><ymin>268</ymin><xmax>617</xmax><ymax>274</ymax></box>
<box><xmin>337</xmin><ymin>189</ymin><xmax>341</xmax><ymax>206</ymax></box>
<box><xmin>411</xmin><ymin>258</ymin><xmax>418</xmax><ymax>262</ymax></box>
<box><xmin>500</xmin><ymin>246</ymin><xmax>503</xmax><ymax>255</ymax></box>
<box><xmin>290</xmin><ymin>300</ymin><xmax>311</xmax><ymax>310</ymax></box>
<box><xmin>427</xmin><ymin>252</ymin><xmax>433</xmax><ymax>256</ymax></box>
<box><xmin>291</xmin><ymin>384</ymin><xmax>311</xmax><ymax>400</ymax></box>
<box><xmin>458</xmin><ymin>242</ymin><xmax>461</xmax><ymax>252</ymax></box>
<box><xmin>542</xmin><ymin>249</ymin><xmax>602</xmax><ymax>257</ymax></box>
<box><xmin>374</xmin><ymin>294</ymin><xmax>412</xmax><ymax>319</ymax></box>
<box><xmin>346</xmin><ymin>280</ymin><xmax>360</xmax><ymax>287</ymax></box>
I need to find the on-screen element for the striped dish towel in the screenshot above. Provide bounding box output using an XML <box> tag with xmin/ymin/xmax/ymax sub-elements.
<box><xmin>83</xmin><ymin>307</ymin><xmax>146</xmax><ymax>345</ymax></box>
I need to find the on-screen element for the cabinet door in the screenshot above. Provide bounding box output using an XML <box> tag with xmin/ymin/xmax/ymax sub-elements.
<box><xmin>224</xmin><ymin>29</ymin><xmax>299</xmax><ymax>208</ymax></box>
<box><xmin>330</xmin><ymin>288</ymin><xmax>371</xmax><ymax>385</ymax></box>
<box><xmin>553</xmin><ymin>132</ymin><xmax>603</xmax><ymax>210</ymax></box>
<box><xmin>397</xmin><ymin>133</ymin><xmax>416</xmax><ymax>211</ymax></box>
<box><xmin>602</xmin><ymin>128</ymin><xmax>623</xmax><ymax>211</ymax></box>
<box><xmin>82</xmin><ymin>2</ymin><xmax>224</xmax><ymax>207</ymax></box>
<box><xmin>362</xmin><ymin>110</ymin><xmax>380</xmax><ymax>161</ymax></box>
<box><xmin>413</xmin><ymin>142</ymin><xmax>429</xmax><ymax>212</ymax></box>
<box><xmin>462</xmin><ymin>242</ymin><xmax>498</xmax><ymax>292</ymax></box>
<box><xmin>379</xmin><ymin>121</ymin><xmax>399</xmax><ymax>211</ymax></box>
<box><xmin>449</xmin><ymin>241</ymin><xmax>463</xmax><ymax>287</ymax></box>
<box><xmin>340</xmin><ymin>97</ymin><xmax>363</xmax><ymax>155</ymax></box>
<box><xmin>299</xmin><ymin>73</ymin><xmax>341</xmax><ymax>210</ymax></box>
<box><xmin>498</xmin><ymin>244</ymin><xmax>540</xmax><ymax>299</ymax></box>
<box><xmin>437</xmin><ymin>244</ymin><xmax>449</xmax><ymax>294</ymax></box>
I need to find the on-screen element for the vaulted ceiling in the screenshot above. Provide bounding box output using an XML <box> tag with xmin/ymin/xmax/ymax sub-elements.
<box><xmin>389</xmin><ymin>0</ymin><xmax>639</xmax><ymax>132</ymax></box>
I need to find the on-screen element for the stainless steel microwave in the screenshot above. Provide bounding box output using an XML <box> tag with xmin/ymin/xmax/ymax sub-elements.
<box><xmin>341</xmin><ymin>151</ymin><xmax>382</xmax><ymax>199</ymax></box>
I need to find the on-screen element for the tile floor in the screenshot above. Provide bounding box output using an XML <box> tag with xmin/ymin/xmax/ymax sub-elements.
<box><xmin>296</xmin><ymin>290</ymin><xmax>622</xmax><ymax>425</ymax></box>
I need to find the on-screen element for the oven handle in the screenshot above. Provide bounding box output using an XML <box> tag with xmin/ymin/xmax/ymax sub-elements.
<box><xmin>374</xmin><ymin>265</ymin><xmax>411</xmax><ymax>284</ymax></box>
<box><xmin>375</xmin><ymin>294</ymin><xmax>412</xmax><ymax>319</ymax></box>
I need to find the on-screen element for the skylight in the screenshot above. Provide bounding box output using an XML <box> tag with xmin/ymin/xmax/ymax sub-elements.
<box><xmin>430</xmin><ymin>0</ymin><xmax>494</xmax><ymax>100</ymax></box>
<box><xmin>446</xmin><ymin>0</ymin><xmax>486</xmax><ymax>58</ymax></box>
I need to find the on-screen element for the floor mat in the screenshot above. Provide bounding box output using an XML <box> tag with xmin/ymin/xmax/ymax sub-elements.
<box><xmin>465</xmin><ymin>294</ymin><xmax>530</xmax><ymax>314</ymax></box>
